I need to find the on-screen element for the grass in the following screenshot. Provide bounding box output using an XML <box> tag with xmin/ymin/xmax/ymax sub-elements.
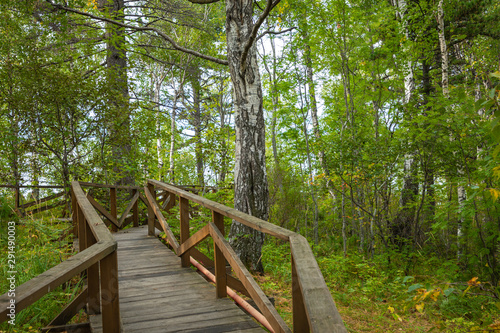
<box><xmin>259</xmin><ymin>239</ymin><xmax>500</xmax><ymax>332</ymax></box>
<box><xmin>0</xmin><ymin>212</ymin><xmax>84</xmax><ymax>332</ymax></box>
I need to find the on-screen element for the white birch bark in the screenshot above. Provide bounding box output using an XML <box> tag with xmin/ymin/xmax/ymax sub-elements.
<box><xmin>226</xmin><ymin>0</ymin><xmax>269</xmax><ymax>272</ymax></box>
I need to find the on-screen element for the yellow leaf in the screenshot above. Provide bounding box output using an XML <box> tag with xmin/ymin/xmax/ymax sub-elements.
<box><xmin>468</xmin><ymin>277</ymin><xmax>480</xmax><ymax>286</ymax></box>
<box><xmin>415</xmin><ymin>303</ymin><xmax>424</xmax><ymax>313</ymax></box>
<box><xmin>388</xmin><ymin>306</ymin><xmax>395</xmax><ymax>314</ymax></box>
<box><xmin>489</xmin><ymin>188</ymin><xmax>500</xmax><ymax>201</ymax></box>
<box><xmin>431</xmin><ymin>290</ymin><xmax>441</xmax><ymax>301</ymax></box>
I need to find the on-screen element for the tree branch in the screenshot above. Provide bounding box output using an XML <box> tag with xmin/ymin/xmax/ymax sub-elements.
<box><xmin>45</xmin><ymin>0</ymin><xmax>228</xmax><ymax>66</ymax></box>
<box><xmin>240</xmin><ymin>0</ymin><xmax>281</xmax><ymax>74</ymax></box>
<box><xmin>256</xmin><ymin>26</ymin><xmax>296</xmax><ymax>41</ymax></box>
<box><xmin>185</xmin><ymin>0</ymin><xmax>221</xmax><ymax>3</ymax></box>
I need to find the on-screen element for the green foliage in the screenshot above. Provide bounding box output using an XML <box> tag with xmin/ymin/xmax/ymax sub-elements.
<box><xmin>0</xmin><ymin>217</ymin><xmax>81</xmax><ymax>331</ymax></box>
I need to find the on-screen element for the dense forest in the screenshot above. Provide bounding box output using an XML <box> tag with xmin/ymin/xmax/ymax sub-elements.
<box><xmin>1</xmin><ymin>0</ymin><xmax>500</xmax><ymax>331</ymax></box>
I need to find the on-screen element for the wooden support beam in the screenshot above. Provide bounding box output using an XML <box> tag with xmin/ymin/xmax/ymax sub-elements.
<box><xmin>71</xmin><ymin>188</ymin><xmax>77</xmax><ymax>237</ymax></box>
<box><xmin>147</xmin><ymin>183</ymin><xmax>155</xmax><ymax>236</ymax></box>
<box><xmin>143</xmin><ymin>186</ymin><xmax>180</xmax><ymax>252</ymax></box>
<box><xmin>86</xmin><ymin>194</ymin><xmax>119</xmax><ymax>228</ymax></box>
<box><xmin>118</xmin><ymin>190</ymin><xmax>140</xmax><ymax>227</ymax></box>
<box><xmin>78</xmin><ymin>206</ymin><xmax>86</xmax><ymax>253</ymax></box>
<box><xmin>45</xmin><ymin>287</ymin><xmax>88</xmax><ymax>327</ymax></box>
<box><xmin>179</xmin><ymin>197</ymin><xmax>190</xmax><ymax>268</ymax></box>
<box><xmin>99</xmin><ymin>251</ymin><xmax>120</xmax><ymax>333</ymax></box>
<box><xmin>290</xmin><ymin>235</ymin><xmax>347</xmax><ymax>333</ymax></box>
<box><xmin>85</xmin><ymin>222</ymin><xmax>100</xmax><ymax>315</ymax></box>
<box><xmin>19</xmin><ymin>191</ymin><xmax>65</xmax><ymax>209</ymax></box>
<box><xmin>213</xmin><ymin>211</ymin><xmax>227</xmax><ymax>298</ymax></box>
<box><xmin>0</xmin><ymin>243</ymin><xmax>115</xmax><ymax>322</ymax></box>
<box><xmin>41</xmin><ymin>322</ymin><xmax>91</xmax><ymax>333</ymax></box>
<box><xmin>132</xmin><ymin>189</ymin><xmax>139</xmax><ymax>227</ymax></box>
<box><xmin>177</xmin><ymin>224</ymin><xmax>210</xmax><ymax>256</ymax></box>
<box><xmin>209</xmin><ymin>223</ymin><xmax>291</xmax><ymax>333</ymax></box>
<box><xmin>292</xmin><ymin>255</ymin><xmax>309</xmax><ymax>333</ymax></box>
<box><xmin>110</xmin><ymin>187</ymin><xmax>117</xmax><ymax>232</ymax></box>
<box><xmin>26</xmin><ymin>200</ymin><xmax>66</xmax><ymax>215</ymax></box>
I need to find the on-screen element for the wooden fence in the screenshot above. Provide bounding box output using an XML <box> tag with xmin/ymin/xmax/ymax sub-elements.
<box><xmin>0</xmin><ymin>180</ymin><xmax>347</xmax><ymax>332</ymax></box>
<box><xmin>0</xmin><ymin>181</ymin><xmax>121</xmax><ymax>332</ymax></box>
<box><xmin>145</xmin><ymin>179</ymin><xmax>347</xmax><ymax>333</ymax></box>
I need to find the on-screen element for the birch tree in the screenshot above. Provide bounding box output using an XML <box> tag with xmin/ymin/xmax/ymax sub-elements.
<box><xmin>45</xmin><ymin>0</ymin><xmax>282</xmax><ymax>271</ymax></box>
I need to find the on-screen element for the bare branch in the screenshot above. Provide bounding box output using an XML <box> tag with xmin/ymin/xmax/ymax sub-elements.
<box><xmin>185</xmin><ymin>0</ymin><xmax>221</xmax><ymax>3</ymax></box>
<box><xmin>44</xmin><ymin>0</ymin><xmax>228</xmax><ymax>66</ymax></box>
<box><xmin>256</xmin><ymin>26</ymin><xmax>296</xmax><ymax>41</ymax></box>
<box><xmin>240</xmin><ymin>0</ymin><xmax>281</xmax><ymax>74</ymax></box>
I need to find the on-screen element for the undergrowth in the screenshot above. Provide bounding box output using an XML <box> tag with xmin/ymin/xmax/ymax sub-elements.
<box><xmin>0</xmin><ymin>195</ymin><xmax>83</xmax><ymax>332</ymax></box>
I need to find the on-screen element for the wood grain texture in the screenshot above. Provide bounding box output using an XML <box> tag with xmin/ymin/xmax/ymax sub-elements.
<box><xmin>148</xmin><ymin>179</ymin><xmax>294</xmax><ymax>240</ymax></box>
<box><xmin>99</xmin><ymin>226</ymin><xmax>264</xmax><ymax>333</ymax></box>
<box><xmin>290</xmin><ymin>235</ymin><xmax>347</xmax><ymax>333</ymax></box>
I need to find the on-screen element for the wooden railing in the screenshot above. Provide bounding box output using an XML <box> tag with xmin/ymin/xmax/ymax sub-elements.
<box><xmin>0</xmin><ymin>184</ymin><xmax>68</xmax><ymax>217</ymax></box>
<box><xmin>145</xmin><ymin>179</ymin><xmax>347</xmax><ymax>333</ymax></box>
<box><xmin>0</xmin><ymin>181</ymin><xmax>121</xmax><ymax>332</ymax></box>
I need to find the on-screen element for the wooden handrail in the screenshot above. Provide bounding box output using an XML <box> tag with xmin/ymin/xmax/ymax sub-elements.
<box><xmin>0</xmin><ymin>181</ymin><xmax>121</xmax><ymax>332</ymax></box>
<box><xmin>146</xmin><ymin>179</ymin><xmax>347</xmax><ymax>333</ymax></box>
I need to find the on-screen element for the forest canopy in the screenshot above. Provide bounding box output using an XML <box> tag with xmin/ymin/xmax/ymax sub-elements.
<box><xmin>1</xmin><ymin>0</ymin><xmax>500</xmax><ymax>330</ymax></box>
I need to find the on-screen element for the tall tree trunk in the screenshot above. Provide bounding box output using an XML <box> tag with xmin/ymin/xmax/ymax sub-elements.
<box><xmin>391</xmin><ymin>0</ymin><xmax>418</xmax><ymax>247</ymax></box>
<box><xmin>226</xmin><ymin>0</ymin><xmax>269</xmax><ymax>273</ymax></box>
<box><xmin>169</xmin><ymin>91</ymin><xmax>179</xmax><ymax>184</ymax></box>
<box><xmin>99</xmin><ymin>0</ymin><xmax>133</xmax><ymax>186</ymax></box>
<box><xmin>191</xmin><ymin>70</ymin><xmax>204</xmax><ymax>187</ymax></box>
<box><xmin>153</xmin><ymin>75</ymin><xmax>164</xmax><ymax>180</ymax></box>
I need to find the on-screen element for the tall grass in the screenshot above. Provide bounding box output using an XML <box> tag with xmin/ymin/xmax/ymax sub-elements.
<box><xmin>0</xmin><ymin>198</ymin><xmax>83</xmax><ymax>332</ymax></box>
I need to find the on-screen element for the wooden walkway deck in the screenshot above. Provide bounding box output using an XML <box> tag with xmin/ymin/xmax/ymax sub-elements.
<box><xmin>91</xmin><ymin>225</ymin><xmax>264</xmax><ymax>333</ymax></box>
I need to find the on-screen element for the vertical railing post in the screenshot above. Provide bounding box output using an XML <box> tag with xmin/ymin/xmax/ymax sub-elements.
<box><xmin>213</xmin><ymin>211</ymin><xmax>227</xmax><ymax>298</ymax></box>
<box><xmin>292</xmin><ymin>254</ymin><xmax>309</xmax><ymax>332</ymax></box>
<box><xmin>110</xmin><ymin>187</ymin><xmax>117</xmax><ymax>232</ymax></box>
<box><xmin>85</xmin><ymin>219</ymin><xmax>100</xmax><ymax>314</ymax></box>
<box><xmin>71</xmin><ymin>187</ymin><xmax>77</xmax><ymax>237</ymax></box>
<box><xmin>132</xmin><ymin>188</ymin><xmax>139</xmax><ymax>227</ymax></box>
<box><xmin>100</xmin><ymin>251</ymin><xmax>120</xmax><ymax>332</ymax></box>
<box><xmin>14</xmin><ymin>185</ymin><xmax>20</xmax><ymax>210</ymax></box>
<box><xmin>179</xmin><ymin>197</ymin><xmax>190</xmax><ymax>267</ymax></box>
<box><xmin>165</xmin><ymin>192</ymin><xmax>175</xmax><ymax>213</ymax></box>
<box><xmin>77</xmin><ymin>204</ymin><xmax>87</xmax><ymax>252</ymax></box>
<box><xmin>147</xmin><ymin>183</ymin><xmax>155</xmax><ymax>236</ymax></box>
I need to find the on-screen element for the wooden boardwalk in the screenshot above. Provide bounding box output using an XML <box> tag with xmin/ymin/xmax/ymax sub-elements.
<box><xmin>91</xmin><ymin>225</ymin><xmax>264</xmax><ymax>333</ymax></box>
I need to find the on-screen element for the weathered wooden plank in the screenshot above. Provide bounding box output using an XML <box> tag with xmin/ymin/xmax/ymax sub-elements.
<box><xmin>85</xmin><ymin>221</ymin><xmax>100</xmax><ymax>315</ymax></box>
<box><xmin>179</xmin><ymin>196</ymin><xmax>190</xmax><ymax>267</ymax></box>
<box><xmin>292</xmin><ymin>254</ymin><xmax>309</xmax><ymax>333</ymax></box>
<box><xmin>20</xmin><ymin>191</ymin><xmax>65</xmax><ymax>209</ymax></box>
<box><xmin>46</xmin><ymin>287</ymin><xmax>88</xmax><ymax>326</ymax></box>
<box><xmin>149</xmin><ymin>179</ymin><xmax>294</xmax><ymax>240</ymax></box>
<box><xmin>100</xmin><ymin>251</ymin><xmax>120</xmax><ymax>333</ymax></box>
<box><xmin>27</xmin><ymin>200</ymin><xmax>66</xmax><ymax>215</ymax></box>
<box><xmin>213</xmin><ymin>211</ymin><xmax>227</xmax><ymax>298</ymax></box>
<box><xmin>290</xmin><ymin>235</ymin><xmax>347</xmax><ymax>333</ymax></box>
<box><xmin>209</xmin><ymin>223</ymin><xmax>291</xmax><ymax>333</ymax></box>
<box><xmin>86</xmin><ymin>194</ymin><xmax>119</xmax><ymax>229</ymax></box>
<box><xmin>41</xmin><ymin>322</ymin><xmax>91</xmax><ymax>333</ymax></box>
<box><xmin>132</xmin><ymin>189</ymin><xmax>139</xmax><ymax>227</ymax></box>
<box><xmin>110</xmin><ymin>187</ymin><xmax>118</xmax><ymax>232</ymax></box>
<box><xmin>177</xmin><ymin>224</ymin><xmax>210</xmax><ymax>256</ymax></box>
<box><xmin>190</xmin><ymin>248</ymin><xmax>215</xmax><ymax>268</ymax></box>
<box><xmin>0</xmin><ymin>243</ymin><xmax>114</xmax><ymax>321</ymax></box>
<box><xmin>118</xmin><ymin>190</ymin><xmax>140</xmax><ymax>227</ymax></box>
<box><xmin>79</xmin><ymin>181</ymin><xmax>142</xmax><ymax>190</ymax></box>
<box><xmin>144</xmin><ymin>186</ymin><xmax>180</xmax><ymax>252</ymax></box>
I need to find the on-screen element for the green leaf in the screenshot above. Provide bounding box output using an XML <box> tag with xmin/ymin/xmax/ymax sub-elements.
<box><xmin>407</xmin><ymin>283</ymin><xmax>423</xmax><ymax>293</ymax></box>
<box><xmin>444</xmin><ymin>288</ymin><xmax>455</xmax><ymax>297</ymax></box>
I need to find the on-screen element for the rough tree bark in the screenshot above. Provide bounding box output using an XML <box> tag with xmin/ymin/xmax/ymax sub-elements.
<box><xmin>390</xmin><ymin>0</ymin><xmax>418</xmax><ymax>247</ymax></box>
<box><xmin>226</xmin><ymin>0</ymin><xmax>271</xmax><ymax>273</ymax></box>
<box><xmin>99</xmin><ymin>0</ymin><xmax>134</xmax><ymax>186</ymax></box>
